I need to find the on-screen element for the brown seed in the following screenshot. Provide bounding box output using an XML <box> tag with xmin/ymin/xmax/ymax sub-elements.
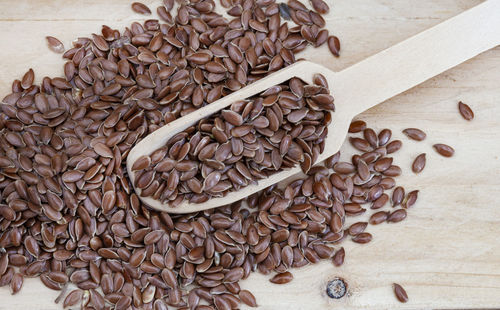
<box><xmin>102</xmin><ymin>191</ymin><xmax>116</xmax><ymax>214</ymax></box>
<box><xmin>348</xmin><ymin>222</ymin><xmax>367</xmax><ymax>236</ymax></box>
<box><xmin>204</xmin><ymin>171</ymin><xmax>221</xmax><ymax>191</ymax></box>
<box><xmin>116</xmin><ymin>296</ymin><xmax>132</xmax><ymax>310</ymax></box>
<box><xmin>129</xmin><ymin>249</ymin><xmax>146</xmax><ymax>267</ymax></box>
<box><xmin>157</xmin><ymin>6</ymin><xmax>173</xmax><ymax>23</ymax></box>
<box><xmin>378</xmin><ymin>129</ymin><xmax>392</xmax><ymax>146</ymax></box>
<box><xmin>357</xmin><ymin>160</ymin><xmax>370</xmax><ymax>181</ymax></box>
<box><xmin>392</xmin><ymin>186</ymin><xmax>405</xmax><ymax>207</ymax></box>
<box><xmin>94</xmin><ymin>143</ymin><xmax>113</xmax><ymax>158</ymax></box>
<box><xmin>63</xmin><ymin>289</ymin><xmax>83</xmax><ymax>308</ymax></box>
<box><xmin>0</xmin><ymin>267</ymin><xmax>14</xmax><ymax>287</ymax></box>
<box><xmin>270</xmin><ymin>271</ymin><xmax>293</xmax><ymax>284</ymax></box>
<box><xmin>349</xmin><ymin>137</ymin><xmax>371</xmax><ymax>152</ymax></box>
<box><xmin>458</xmin><ymin>101</ymin><xmax>474</xmax><ymax>120</ymax></box>
<box><xmin>369</xmin><ymin>211</ymin><xmax>389</xmax><ymax>225</ymax></box>
<box><xmin>62</xmin><ymin>170</ymin><xmax>85</xmax><ymax>183</ymax></box>
<box><xmin>333</xmin><ymin>162</ymin><xmax>355</xmax><ymax>174</ymax></box>
<box><xmin>46</xmin><ymin>36</ymin><xmax>64</xmax><ymax>53</ymax></box>
<box><xmin>214</xmin><ymin>295</ymin><xmax>232</xmax><ymax>310</ymax></box>
<box><xmin>352</xmin><ymin>232</ymin><xmax>372</xmax><ymax>244</ymax></box>
<box><xmin>315</xmin><ymin>29</ymin><xmax>329</xmax><ymax>47</ymax></box>
<box><xmin>387</xmin><ymin>209</ymin><xmax>407</xmax><ymax>223</ymax></box>
<box><xmin>374</xmin><ymin>157</ymin><xmax>393</xmax><ymax>172</ymax></box>
<box><xmin>386</xmin><ymin>140</ymin><xmax>402</xmax><ymax>154</ymax></box>
<box><xmin>393</xmin><ymin>283</ymin><xmax>409</xmax><ymax>303</ymax></box>
<box><xmin>253</xmin><ymin>116</ymin><xmax>270</xmax><ymax>128</ymax></box>
<box><xmin>24</xmin><ymin>236</ymin><xmax>40</xmax><ymax>258</ymax></box>
<box><xmin>412</xmin><ymin>153</ymin><xmax>426</xmax><ymax>173</ymax></box>
<box><xmin>314</xmin><ymin>244</ymin><xmax>335</xmax><ymax>259</ymax></box>
<box><xmin>311</xmin><ymin>0</ymin><xmax>330</xmax><ymax>14</ymax></box>
<box><xmin>221</xmin><ymin>110</ymin><xmax>243</xmax><ymax>126</ymax></box>
<box><xmin>371</xmin><ymin>194</ymin><xmax>389</xmax><ymax>209</ymax></box>
<box><xmin>363</xmin><ymin>128</ymin><xmax>378</xmax><ymax>148</ymax></box>
<box><xmin>132</xmin><ymin>155</ymin><xmax>152</xmax><ymax>171</ymax></box>
<box><xmin>383</xmin><ymin>165</ymin><xmax>402</xmax><ymax>177</ymax></box>
<box><xmin>224</xmin><ymin>267</ymin><xmax>244</xmax><ymax>283</ymax></box>
<box><xmin>239</xmin><ymin>289</ymin><xmax>258</xmax><ymax>307</ymax></box>
<box><xmin>330</xmin><ymin>212</ymin><xmax>343</xmax><ymax>233</ymax></box>
<box><xmin>131</xmin><ymin>2</ymin><xmax>151</xmax><ymax>15</ymax></box>
<box><xmin>154</xmin><ymin>299</ymin><xmax>168</xmax><ymax>310</ymax></box>
<box><xmin>403</xmin><ymin>190</ymin><xmax>419</xmax><ymax>208</ymax></box>
<box><xmin>433</xmin><ymin>144</ymin><xmax>455</xmax><ymax>157</ymax></box>
<box><xmin>402</xmin><ymin>128</ymin><xmax>426</xmax><ymax>141</ymax></box>
<box><xmin>348</xmin><ymin>120</ymin><xmax>366</xmax><ymax>133</ymax></box>
<box><xmin>48</xmin><ymin>271</ymin><xmax>69</xmax><ymax>284</ymax></box>
<box><xmin>325</xmin><ymin>152</ymin><xmax>340</xmax><ymax>168</ymax></box>
<box><xmin>327</xmin><ymin>36</ymin><xmax>341</xmax><ymax>57</ymax></box>
<box><xmin>344</xmin><ymin>203</ymin><xmax>364</xmax><ymax>215</ymax></box>
<box><xmin>10</xmin><ymin>273</ymin><xmax>23</xmax><ymax>294</ymax></box>
<box><xmin>21</xmin><ymin>68</ymin><xmax>35</xmax><ymax>89</ymax></box>
<box><xmin>0</xmin><ymin>254</ymin><xmax>8</xmax><ymax>275</ymax></box>
<box><xmin>367</xmin><ymin>185</ymin><xmax>383</xmax><ymax>201</ymax></box>
<box><xmin>206</xmin><ymin>61</ymin><xmax>227</xmax><ymax>74</ymax></box>
<box><xmin>332</xmin><ymin>247</ymin><xmax>345</xmax><ymax>267</ymax></box>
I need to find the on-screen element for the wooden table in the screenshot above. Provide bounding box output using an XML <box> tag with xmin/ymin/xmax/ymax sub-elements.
<box><xmin>1</xmin><ymin>0</ymin><xmax>500</xmax><ymax>309</ymax></box>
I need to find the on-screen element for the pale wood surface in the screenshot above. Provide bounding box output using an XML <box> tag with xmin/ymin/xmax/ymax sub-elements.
<box><xmin>1</xmin><ymin>0</ymin><xmax>500</xmax><ymax>309</ymax></box>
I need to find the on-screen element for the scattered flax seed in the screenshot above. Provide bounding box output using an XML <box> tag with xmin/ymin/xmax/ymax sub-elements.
<box><xmin>433</xmin><ymin>144</ymin><xmax>455</xmax><ymax>157</ymax></box>
<box><xmin>328</xmin><ymin>35</ymin><xmax>341</xmax><ymax>57</ymax></box>
<box><xmin>270</xmin><ymin>272</ymin><xmax>293</xmax><ymax>284</ymax></box>
<box><xmin>391</xmin><ymin>187</ymin><xmax>405</xmax><ymax>207</ymax></box>
<box><xmin>239</xmin><ymin>290</ymin><xmax>258</xmax><ymax>307</ymax></box>
<box><xmin>45</xmin><ymin>36</ymin><xmax>64</xmax><ymax>53</ymax></box>
<box><xmin>458</xmin><ymin>101</ymin><xmax>474</xmax><ymax>120</ymax></box>
<box><xmin>412</xmin><ymin>153</ymin><xmax>426</xmax><ymax>173</ymax></box>
<box><xmin>403</xmin><ymin>190</ymin><xmax>419</xmax><ymax>208</ymax></box>
<box><xmin>387</xmin><ymin>209</ymin><xmax>407</xmax><ymax>223</ymax></box>
<box><xmin>21</xmin><ymin>68</ymin><xmax>34</xmax><ymax>89</ymax></box>
<box><xmin>393</xmin><ymin>283</ymin><xmax>409</xmax><ymax>303</ymax></box>
<box><xmin>131</xmin><ymin>2</ymin><xmax>152</xmax><ymax>15</ymax></box>
<box><xmin>332</xmin><ymin>247</ymin><xmax>345</xmax><ymax>266</ymax></box>
<box><xmin>62</xmin><ymin>289</ymin><xmax>83</xmax><ymax>308</ymax></box>
<box><xmin>311</xmin><ymin>0</ymin><xmax>330</xmax><ymax>14</ymax></box>
<box><xmin>352</xmin><ymin>232</ymin><xmax>373</xmax><ymax>244</ymax></box>
<box><xmin>348</xmin><ymin>120</ymin><xmax>367</xmax><ymax>133</ymax></box>
<box><xmin>402</xmin><ymin>128</ymin><xmax>426</xmax><ymax>141</ymax></box>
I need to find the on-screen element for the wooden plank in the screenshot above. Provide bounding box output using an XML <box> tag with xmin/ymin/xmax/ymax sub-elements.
<box><xmin>1</xmin><ymin>0</ymin><xmax>499</xmax><ymax>309</ymax></box>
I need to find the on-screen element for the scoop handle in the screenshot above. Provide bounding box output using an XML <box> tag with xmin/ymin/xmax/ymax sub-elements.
<box><xmin>334</xmin><ymin>0</ymin><xmax>500</xmax><ymax>118</ymax></box>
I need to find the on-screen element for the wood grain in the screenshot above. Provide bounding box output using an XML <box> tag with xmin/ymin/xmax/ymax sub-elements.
<box><xmin>1</xmin><ymin>0</ymin><xmax>500</xmax><ymax>309</ymax></box>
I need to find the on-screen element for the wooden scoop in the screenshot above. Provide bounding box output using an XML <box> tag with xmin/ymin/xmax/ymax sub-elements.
<box><xmin>127</xmin><ymin>0</ymin><xmax>500</xmax><ymax>214</ymax></box>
